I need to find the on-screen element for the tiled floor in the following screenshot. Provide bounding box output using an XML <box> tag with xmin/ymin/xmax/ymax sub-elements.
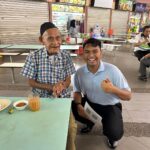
<box><xmin>0</xmin><ymin>47</ymin><xmax>150</xmax><ymax>149</ymax></box>
<box><xmin>76</xmin><ymin>135</ymin><xmax>150</xmax><ymax>150</ymax></box>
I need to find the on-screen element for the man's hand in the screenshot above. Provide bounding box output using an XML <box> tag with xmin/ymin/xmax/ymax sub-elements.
<box><xmin>101</xmin><ymin>78</ymin><xmax>114</xmax><ymax>93</ymax></box>
<box><xmin>53</xmin><ymin>81</ymin><xmax>66</xmax><ymax>97</ymax></box>
<box><xmin>144</xmin><ymin>53</ymin><xmax>150</xmax><ymax>58</ymax></box>
<box><xmin>77</xmin><ymin>104</ymin><xmax>90</xmax><ymax>119</ymax></box>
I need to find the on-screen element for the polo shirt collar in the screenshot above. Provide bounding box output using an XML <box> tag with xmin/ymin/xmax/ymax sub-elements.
<box><xmin>43</xmin><ymin>48</ymin><xmax>62</xmax><ymax>60</ymax></box>
<box><xmin>84</xmin><ymin>61</ymin><xmax>105</xmax><ymax>73</ymax></box>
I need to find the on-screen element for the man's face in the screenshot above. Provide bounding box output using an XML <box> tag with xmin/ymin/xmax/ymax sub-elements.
<box><xmin>83</xmin><ymin>44</ymin><xmax>102</xmax><ymax>67</ymax></box>
<box><xmin>41</xmin><ymin>28</ymin><xmax>62</xmax><ymax>55</ymax></box>
<box><xmin>143</xmin><ymin>28</ymin><xmax>150</xmax><ymax>37</ymax></box>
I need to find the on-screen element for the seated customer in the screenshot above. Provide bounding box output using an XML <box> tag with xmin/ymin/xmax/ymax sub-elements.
<box><xmin>134</xmin><ymin>25</ymin><xmax>150</xmax><ymax>61</ymax></box>
<box><xmin>21</xmin><ymin>22</ymin><xmax>77</xmax><ymax>150</ymax></box>
<box><xmin>139</xmin><ymin>53</ymin><xmax>150</xmax><ymax>81</ymax></box>
<box><xmin>72</xmin><ymin>38</ymin><xmax>131</xmax><ymax>149</ymax></box>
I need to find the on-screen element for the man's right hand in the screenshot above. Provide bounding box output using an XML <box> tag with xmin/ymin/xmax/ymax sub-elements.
<box><xmin>77</xmin><ymin>104</ymin><xmax>90</xmax><ymax>120</ymax></box>
<box><xmin>52</xmin><ymin>81</ymin><xmax>65</xmax><ymax>97</ymax></box>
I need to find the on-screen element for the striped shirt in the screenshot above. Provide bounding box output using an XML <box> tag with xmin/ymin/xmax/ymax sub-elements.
<box><xmin>21</xmin><ymin>48</ymin><xmax>75</xmax><ymax>98</ymax></box>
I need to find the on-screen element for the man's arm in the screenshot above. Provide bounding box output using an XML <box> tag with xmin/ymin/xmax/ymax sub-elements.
<box><xmin>134</xmin><ymin>40</ymin><xmax>148</xmax><ymax>47</ymax></box>
<box><xmin>110</xmin><ymin>86</ymin><xmax>131</xmax><ymax>100</ymax></box>
<box><xmin>62</xmin><ymin>76</ymin><xmax>71</xmax><ymax>89</ymax></box>
<box><xmin>28</xmin><ymin>79</ymin><xmax>53</xmax><ymax>92</ymax></box>
<box><xmin>74</xmin><ymin>92</ymin><xmax>90</xmax><ymax>119</ymax></box>
<box><xmin>101</xmin><ymin>79</ymin><xmax>131</xmax><ymax>101</ymax></box>
<box><xmin>29</xmin><ymin>76</ymin><xmax>71</xmax><ymax>96</ymax></box>
<box><xmin>144</xmin><ymin>53</ymin><xmax>150</xmax><ymax>58</ymax></box>
<box><xmin>52</xmin><ymin>76</ymin><xmax>71</xmax><ymax>97</ymax></box>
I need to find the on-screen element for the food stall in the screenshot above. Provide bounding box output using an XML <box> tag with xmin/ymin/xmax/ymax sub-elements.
<box><xmin>127</xmin><ymin>2</ymin><xmax>149</xmax><ymax>36</ymax></box>
<box><xmin>50</xmin><ymin>0</ymin><xmax>86</xmax><ymax>36</ymax></box>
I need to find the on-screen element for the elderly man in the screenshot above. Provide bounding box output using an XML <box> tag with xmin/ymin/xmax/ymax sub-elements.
<box><xmin>21</xmin><ymin>22</ymin><xmax>77</xmax><ymax>150</ymax></box>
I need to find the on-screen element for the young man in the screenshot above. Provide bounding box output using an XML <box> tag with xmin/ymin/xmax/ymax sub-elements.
<box><xmin>134</xmin><ymin>25</ymin><xmax>150</xmax><ymax>61</ymax></box>
<box><xmin>21</xmin><ymin>22</ymin><xmax>76</xmax><ymax>150</ymax></box>
<box><xmin>139</xmin><ymin>53</ymin><xmax>150</xmax><ymax>81</ymax></box>
<box><xmin>72</xmin><ymin>38</ymin><xmax>132</xmax><ymax>149</ymax></box>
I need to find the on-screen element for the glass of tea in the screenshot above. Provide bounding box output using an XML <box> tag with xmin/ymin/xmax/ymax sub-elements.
<box><xmin>28</xmin><ymin>93</ymin><xmax>40</xmax><ymax>111</ymax></box>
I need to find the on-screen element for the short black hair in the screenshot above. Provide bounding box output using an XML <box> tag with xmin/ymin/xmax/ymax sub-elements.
<box><xmin>40</xmin><ymin>22</ymin><xmax>57</xmax><ymax>36</ymax></box>
<box><xmin>143</xmin><ymin>25</ymin><xmax>150</xmax><ymax>32</ymax></box>
<box><xmin>83</xmin><ymin>38</ymin><xmax>101</xmax><ymax>49</ymax></box>
<box><xmin>70</xmin><ymin>20</ymin><xmax>76</xmax><ymax>28</ymax></box>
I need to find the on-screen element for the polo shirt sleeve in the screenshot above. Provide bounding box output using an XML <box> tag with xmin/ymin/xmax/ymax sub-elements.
<box><xmin>112</xmin><ymin>66</ymin><xmax>131</xmax><ymax>91</ymax></box>
<box><xmin>73</xmin><ymin>71</ymin><xmax>81</xmax><ymax>92</ymax></box>
<box><xmin>21</xmin><ymin>54</ymin><xmax>37</xmax><ymax>80</ymax></box>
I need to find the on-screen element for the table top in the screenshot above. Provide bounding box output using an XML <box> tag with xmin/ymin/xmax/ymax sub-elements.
<box><xmin>98</xmin><ymin>37</ymin><xmax>117</xmax><ymax>42</ymax></box>
<box><xmin>0</xmin><ymin>44</ymin><xmax>12</xmax><ymax>49</ymax></box>
<box><xmin>0</xmin><ymin>52</ymin><xmax>20</xmax><ymax>56</ymax></box>
<box><xmin>0</xmin><ymin>63</ymin><xmax>25</xmax><ymax>67</ymax></box>
<box><xmin>103</xmin><ymin>43</ymin><xmax>121</xmax><ymax>47</ymax></box>
<box><xmin>60</xmin><ymin>45</ymin><xmax>80</xmax><ymax>50</ymax></box>
<box><xmin>0</xmin><ymin>97</ymin><xmax>71</xmax><ymax>150</ymax></box>
<box><xmin>6</xmin><ymin>44</ymin><xmax>44</xmax><ymax>50</ymax></box>
<box><xmin>1</xmin><ymin>44</ymin><xmax>80</xmax><ymax>50</ymax></box>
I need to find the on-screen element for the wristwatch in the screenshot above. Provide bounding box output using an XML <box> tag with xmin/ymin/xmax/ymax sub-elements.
<box><xmin>75</xmin><ymin>102</ymin><xmax>81</xmax><ymax>106</ymax></box>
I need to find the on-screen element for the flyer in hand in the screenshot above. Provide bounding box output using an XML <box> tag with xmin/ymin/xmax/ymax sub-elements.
<box><xmin>84</xmin><ymin>102</ymin><xmax>101</xmax><ymax>123</ymax></box>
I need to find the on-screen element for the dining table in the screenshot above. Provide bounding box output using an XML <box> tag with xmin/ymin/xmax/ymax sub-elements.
<box><xmin>0</xmin><ymin>97</ymin><xmax>71</xmax><ymax>150</ymax></box>
<box><xmin>0</xmin><ymin>44</ymin><xmax>12</xmax><ymax>49</ymax></box>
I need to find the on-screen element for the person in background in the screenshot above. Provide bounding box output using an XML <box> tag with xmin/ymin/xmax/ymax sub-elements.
<box><xmin>69</xmin><ymin>19</ymin><xmax>78</xmax><ymax>38</ymax></box>
<box><xmin>21</xmin><ymin>22</ymin><xmax>77</xmax><ymax>150</ymax></box>
<box><xmin>134</xmin><ymin>25</ymin><xmax>150</xmax><ymax>61</ymax></box>
<box><xmin>139</xmin><ymin>53</ymin><xmax>150</xmax><ymax>81</ymax></box>
<box><xmin>72</xmin><ymin>38</ymin><xmax>132</xmax><ymax>149</ymax></box>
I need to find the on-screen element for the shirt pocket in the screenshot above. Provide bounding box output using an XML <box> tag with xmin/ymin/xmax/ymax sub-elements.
<box><xmin>56</xmin><ymin>66</ymin><xmax>66</xmax><ymax>81</ymax></box>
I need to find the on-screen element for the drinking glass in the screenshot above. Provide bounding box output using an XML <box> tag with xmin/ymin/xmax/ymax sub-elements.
<box><xmin>28</xmin><ymin>93</ymin><xmax>40</xmax><ymax>111</ymax></box>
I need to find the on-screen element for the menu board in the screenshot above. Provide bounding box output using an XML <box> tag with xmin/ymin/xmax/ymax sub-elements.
<box><xmin>52</xmin><ymin>4</ymin><xmax>84</xmax><ymax>13</ymax></box>
<box><xmin>59</xmin><ymin>0</ymin><xmax>86</xmax><ymax>6</ymax></box>
<box><xmin>119</xmin><ymin>0</ymin><xmax>133</xmax><ymax>11</ymax></box>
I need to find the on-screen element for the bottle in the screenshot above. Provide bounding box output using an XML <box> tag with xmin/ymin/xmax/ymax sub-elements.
<box><xmin>66</xmin><ymin>34</ymin><xmax>70</xmax><ymax>44</ymax></box>
<box><xmin>28</xmin><ymin>94</ymin><xmax>40</xmax><ymax>111</ymax></box>
<box><xmin>101</xmin><ymin>27</ymin><xmax>105</xmax><ymax>37</ymax></box>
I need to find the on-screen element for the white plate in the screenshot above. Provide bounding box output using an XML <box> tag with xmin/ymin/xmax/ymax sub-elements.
<box><xmin>0</xmin><ymin>99</ymin><xmax>11</xmax><ymax>112</ymax></box>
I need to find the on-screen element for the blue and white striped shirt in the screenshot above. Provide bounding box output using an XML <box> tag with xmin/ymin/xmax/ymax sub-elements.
<box><xmin>21</xmin><ymin>48</ymin><xmax>76</xmax><ymax>97</ymax></box>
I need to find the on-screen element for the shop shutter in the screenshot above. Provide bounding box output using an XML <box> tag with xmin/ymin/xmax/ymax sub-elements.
<box><xmin>111</xmin><ymin>10</ymin><xmax>129</xmax><ymax>35</ymax></box>
<box><xmin>0</xmin><ymin>0</ymin><xmax>49</xmax><ymax>44</ymax></box>
<box><xmin>87</xmin><ymin>7</ymin><xmax>110</xmax><ymax>34</ymax></box>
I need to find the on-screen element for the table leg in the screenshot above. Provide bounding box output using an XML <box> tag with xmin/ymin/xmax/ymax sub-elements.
<box><xmin>10</xmin><ymin>68</ymin><xmax>15</xmax><ymax>84</ymax></box>
<box><xmin>9</xmin><ymin>56</ymin><xmax>13</xmax><ymax>62</ymax></box>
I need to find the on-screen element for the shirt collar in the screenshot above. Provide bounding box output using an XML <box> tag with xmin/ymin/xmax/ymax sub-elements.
<box><xmin>84</xmin><ymin>61</ymin><xmax>105</xmax><ymax>74</ymax></box>
<box><xmin>42</xmin><ymin>47</ymin><xmax>62</xmax><ymax>60</ymax></box>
